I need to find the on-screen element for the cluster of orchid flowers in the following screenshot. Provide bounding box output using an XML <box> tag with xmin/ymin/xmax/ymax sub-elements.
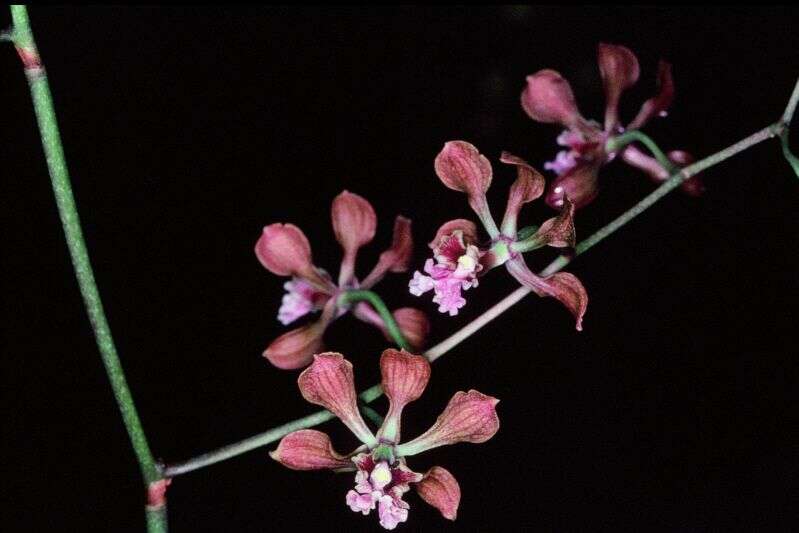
<box><xmin>521</xmin><ymin>42</ymin><xmax>703</xmax><ymax>208</ymax></box>
<box><xmin>270</xmin><ymin>350</ymin><xmax>499</xmax><ymax>529</ymax></box>
<box><xmin>253</xmin><ymin>43</ymin><xmax>699</xmax><ymax>528</ymax></box>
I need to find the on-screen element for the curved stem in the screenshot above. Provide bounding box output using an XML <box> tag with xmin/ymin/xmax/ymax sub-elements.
<box><xmin>9</xmin><ymin>4</ymin><xmax>167</xmax><ymax>531</ymax></box>
<box><xmin>606</xmin><ymin>129</ymin><xmax>677</xmax><ymax>172</ymax></box>
<box><xmin>339</xmin><ymin>290</ymin><xmax>411</xmax><ymax>350</ymax></box>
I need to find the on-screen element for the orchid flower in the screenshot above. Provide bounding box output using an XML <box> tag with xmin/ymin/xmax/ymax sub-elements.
<box><xmin>255</xmin><ymin>191</ymin><xmax>429</xmax><ymax>369</ymax></box>
<box><xmin>521</xmin><ymin>42</ymin><xmax>704</xmax><ymax>209</ymax></box>
<box><xmin>270</xmin><ymin>350</ymin><xmax>500</xmax><ymax>529</ymax></box>
<box><xmin>409</xmin><ymin>141</ymin><xmax>588</xmax><ymax>329</ymax></box>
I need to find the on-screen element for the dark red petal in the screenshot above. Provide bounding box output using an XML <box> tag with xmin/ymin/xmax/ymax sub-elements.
<box><xmin>415</xmin><ymin>466</ymin><xmax>461</xmax><ymax>521</ymax></box>
<box><xmin>360</xmin><ymin>216</ymin><xmax>414</xmax><ymax>289</ymax></box>
<box><xmin>521</xmin><ymin>69</ymin><xmax>582</xmax><ymax>127</ymax></box>
<box><xmin>298</xmin><ymin>353</ymin><xmax>376</xmax><ymax>445</ymax></box>
<box><xmin>397</xmin><ymin>390</ymin><xmax>500</xmax><ymax>456</ymax></box>
<box><xmin>263</xmin><ymin>321</ymin><xmax>326</xmax><ymax>370</ymax></box>
<box><xmin>532</xmin><ymin>196</ymin><xmax>576</xmax><ymax>248</ymax></box>
<box><xmin>269</xmin><ymin>429</ymin><xmax>351</xmax><ymax>470</ymax></box>
<box><xmin>380</xmin><ymin>349</ymin><xmax>431</xmax><ymax>408</ymax></box>
<box><xmin>391</xmin><ymin>308</ymin><xmax>431</xmax><ymax>351</ymax></box>
<box><xmin>255</xmin><ymin>224</ymin><xmax>329</xmax><ymax>287</ymax></box>
<box><xmin>434</xmin><ymin>141</ymin><xmax>493</xmax><ymax>198</ymax></box>
<box><xmin>598</xmin><ymin>43</ymin><xmax>640</xmax><ymax>131</ymax></box>
<box><xmin>505</xmin><ymin>257</ymin><xmax>588</xmax><ymax>331</ymax></box>
<box><xmin>499</xmin><ymin>152</ymin><xmax>546</xmax><ymax>235</ymax></box>
<box><xmin>331</xmin><ymin>190</ymin><xmax>377</xmax><ymax>254</ymax></box>
<box><xmin>545</xmin><ymin>160</ymin><xmax>602</xmax><ymax>210</ymax></box>
<box><xmin>377</xmin><ymin>349</ymin><xmax>432</xmax><ymax>442</ymax></box>
<box><xmin>628</xmin><ymin>60</ymin><xmax>675</xmax><ymax>130</ymax></box>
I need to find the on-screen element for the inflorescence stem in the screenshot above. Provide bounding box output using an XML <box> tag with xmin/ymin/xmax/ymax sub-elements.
<box><xmin>9</xmin><ymin>5</ymin><xmax>168</xmax><ymax>532</ymax></box>
<box><xmin>164</xmin><ymin>76</ymin><xmax>798</xmax><ymax>477</ymax></box>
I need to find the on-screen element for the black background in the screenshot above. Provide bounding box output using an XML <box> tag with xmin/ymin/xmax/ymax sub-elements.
<box><xmin>3</xmin><ymin>6</ymin><xmax>798</xmax><ymax>532</ymax></box>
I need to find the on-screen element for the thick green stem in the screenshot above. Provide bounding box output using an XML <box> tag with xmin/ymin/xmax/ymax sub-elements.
<box><xmin>339</xmin><ymin>290</ymin><xmax>412</xmax><ymax>350</ymax></box>
<box><xmin>606</xmin><ymin>129</ymin><xmax>677</xmax><ymax>172</ymax></box>
<box><xmin>145</xmin><ymin>506</ymin><xmax>169</xmax><ymax>533</ymax></box>
<box><xmin>10</xmin><ymin>4</ymin><xmax>166</xmax><ymax>531</ymax></box>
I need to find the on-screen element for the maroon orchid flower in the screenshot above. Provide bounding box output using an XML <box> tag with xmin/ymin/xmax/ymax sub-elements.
<box><xmin>521</xmin><ymin>42</ymin><xmax>704</xmax><ymax>209</ymax></box>
<box><xmin>270</xmin><ymin>350</ymin><xmax>500</xmax><ymax>529</ymax></box>
<box><xmin>409</xmin><ymin>141</ymin><xmax>588</xmax><ymax>330</ymax></box>
<box><xmin>256</xmin><ymin>191</ymin><xmax>429</xmax><ymax>369</ymax></box>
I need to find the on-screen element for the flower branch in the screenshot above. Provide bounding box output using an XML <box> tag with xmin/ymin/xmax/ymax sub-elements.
<box><xmin>163</xmin><ymin>76</ymin><xmax>798</xmax><ymax>479</ymax></box>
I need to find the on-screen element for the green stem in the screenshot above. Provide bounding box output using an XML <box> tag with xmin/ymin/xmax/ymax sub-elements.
<box><xmin>606</xmin><ymin>129</ymin><xmax>677</xmax><ymax>172</ymax></box>
<box><xmin>780</xmin><ymin>77</ymin><xmax>799</xmax><ymax>178</ymax></box>
<box><xmin>10</xmin><ymin>4</ymin><xmax>166</xmax><ymax>531</ymax></box>
<box><xmin>339</xmin><ymin>290</ymin><xmax>412</xmax><ymax>350</ymax></box>
<box><xmin>164</xmin><ymin>90</ymin><xmax>798</xmax><ymax>477</ymax></box>
<box><xmin>146</xmin><ymin>506</ymin><xmax>169</xmax><ymax>533</ymax></box>
<box><xmin>164</xmin><ymin>383</ymin><xmax>383</xmax><ymax>477</ymax></box>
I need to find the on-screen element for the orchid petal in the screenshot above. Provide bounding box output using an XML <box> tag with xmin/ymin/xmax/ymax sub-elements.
<box><xmin>628</xmin><ymin>60</ymin><xmax>675</xmax><ymax>130</ymax></box>
<box><xmin>434</xmin><ymin>141</ymin><xmax>499</xmax><ymax>236</ymax></box>
<box><xmin>255</xmin><ymin>223</ymin><xmax>332</xmax><ymax>289</ymax></box>
<box><xmin>298</xmin><ymin>353</ymin><xmax>377</xmax><ymax>446</ymax></box>
<box><xmin>598</xmin><ymin>43</ymin><xmax>640</xmax><ymax>132</ymax></box>
<box><xmin>528</xmin><ymin>196</ymin><xmax>576</xmax><ymax>249</ymax></box>
<box><xmin>415</xmin><ymin>466</ymin><xmax>461</xmax><ymax>521</ymax></box>
<box><xmin>498</xmin><ymin>152</ymin><xmax>546</xmax><ymax>236</ymax></box>
<box><xmin>505</xmin><ymin>257</ymin><xmax>588</xmax><ymax>331</ymax></box>
<box><xmin>391</xmin><ymin>308</ymin><xmax>430</xmax><ymax>351</ymax></box>
<box><xmin>396</xmin><ymin>390</ymin><xmax>499</xmax><ymax>456</ymax></box>
<box><xmin>521</xmin><ymin>69</ymin><xmax>583</xmax><ymax>128</ymax></box>
<box><xmin>360</xmin><ymin>216</ymin><xmax>413</xmax><ymax>289</ymax></box>
<box><xmin>263</xmin><ymin>322</ymin><xmax>325</xmax><ymax>370</ymax></box>
<box><xmin>269</xmin><ymin>429</ymin><xmax>352</xmax><ymax>470</ymax></box>
<box><xmin>545</xmin><ymin>159</ymin><xmax>602</xmax><ymax>210</ymax></box>
<box><xmin>376</xmin><ymin>349</ymin><xmax>431</xmax><ymax>443</ymax></box>
<box><xmin>331</xmin><ymin>191</ymin><xmax>377</xmax><ymax>286</ymax></box>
